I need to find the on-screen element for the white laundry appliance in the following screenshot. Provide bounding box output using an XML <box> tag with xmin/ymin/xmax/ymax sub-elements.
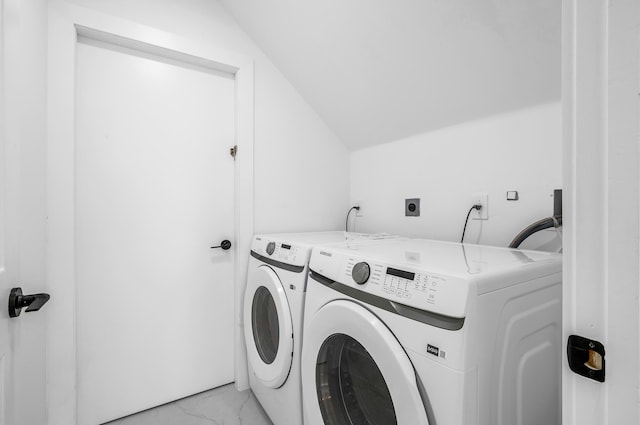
<box><xmin>302</xmin><ymin>238</ymin><xmax>562</xmax><ymax>425</ymax></box>
<box><xmin>243</xmin><ymin>231</ymin><xmax>395</xmax><ymax>425</ymax></box>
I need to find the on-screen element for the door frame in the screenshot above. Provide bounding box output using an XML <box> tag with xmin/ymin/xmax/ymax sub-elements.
<box><xmin>561</xmin><ymin>1</ymin><xmax>640</xmax><ymax>424</ymax></box>
<box><xmin>46</xmin><ymin>3</ymin><xmax>254</xmax><ymax>424</ymax></box>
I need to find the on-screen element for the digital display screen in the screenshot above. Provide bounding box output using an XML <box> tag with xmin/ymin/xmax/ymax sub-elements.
<box><xmin>281</xmin><ymin>244</ymin><xmax>291</xmax><ymax>250</ymax></box>
<box><xmin>386</xmin><ymin>267</ymin><xmax>415</xmax><ymax>280</ymax></box>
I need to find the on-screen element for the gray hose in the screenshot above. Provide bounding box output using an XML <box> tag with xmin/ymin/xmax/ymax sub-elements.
<box><xmin>508</xmin><ymin>216</ymin><xmax>563</xmax><ymax>249</ymax></box>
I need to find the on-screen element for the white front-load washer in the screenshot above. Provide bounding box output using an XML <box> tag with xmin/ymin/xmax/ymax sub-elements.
<box><xmin>302</xmin><ymin>238</ymin><xmax>562</xmax><ymax>425</ymax></box>
<box><xmin>244</xmin><ymin>231</ymin><xmax>395</xmax><ymax>425</ymax></box>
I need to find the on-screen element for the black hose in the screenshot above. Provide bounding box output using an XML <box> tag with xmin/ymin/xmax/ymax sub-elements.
<box><xmin>460</xmin><ymin>205</ymin><xmax>481</xmax><ymax>243</ymax></box>
<box><xmin>508</xmin><ymin>216</ymin><xmax>563</xmax><ymax>249</ymax></box>
<box><xmin>345</xmin><ymin>206</ymin><xmax>360</xmax><ymax>232</ymax></box>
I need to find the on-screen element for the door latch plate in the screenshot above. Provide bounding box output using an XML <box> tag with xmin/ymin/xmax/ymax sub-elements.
<box><xmin>567</xmin><ymin>334</ymin><xmax>605</xmax><ymax>382</ymax></box>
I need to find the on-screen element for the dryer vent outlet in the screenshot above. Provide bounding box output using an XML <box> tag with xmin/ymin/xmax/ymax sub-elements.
<box><xmin>405</xmin><ymin>198</ymin><xmax>420</xmax><ymax>217</ymax></box>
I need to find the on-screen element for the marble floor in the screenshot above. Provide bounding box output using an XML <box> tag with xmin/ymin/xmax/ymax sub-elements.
<box><xmin>104</xmin><ymin>384</ymin><xmax>273</xmax><ymax>425</ymax></box>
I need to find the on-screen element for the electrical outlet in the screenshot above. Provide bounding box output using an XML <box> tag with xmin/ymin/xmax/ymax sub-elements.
<box><xmin>355</xmin><ymin>201</ymin><xmax>364</xmax><ymax>217</ymax></box>
<box><xmin>405</xmin><ymin>198</ymin><xmax>420</xmax><ymax>217</ymax></box>
<box><xmin>471</xmin><ymin>192</ymin><xmax>489</xmax><ymax>220</ymax></box>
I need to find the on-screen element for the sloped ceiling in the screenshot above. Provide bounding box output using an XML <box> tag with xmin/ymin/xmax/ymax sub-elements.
<box><xmin>220</xmin><ymin>0</ymin><xmax>561</xmax><ymax>150</ymax></box>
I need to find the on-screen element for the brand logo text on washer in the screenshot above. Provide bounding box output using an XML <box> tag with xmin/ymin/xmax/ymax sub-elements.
<box><xmin>427</xmin><ymin>344</ymin><xmax>439</xmax><ymax>357</ymax></box>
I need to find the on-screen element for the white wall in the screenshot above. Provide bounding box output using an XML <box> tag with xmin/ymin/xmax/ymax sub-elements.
<box><xmin>63</xmin><ymin>0</ymin><xmax>350</xmax><ymax>234</ymax></box>
<box><xmin>220</xmin><ymin>0</ymin><xmax>561</xmax><ymax>150</ymax></box>
<box><xmin>350</xmin><ymin>102</ymin><xmax>562</xmax><ymax>249</ymax></box>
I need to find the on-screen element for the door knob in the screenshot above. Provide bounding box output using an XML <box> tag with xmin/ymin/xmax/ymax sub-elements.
<box><xmin>8</xmin><ymin>287</ymin><xmax>50</xmax><ymax>318</ymax></box>
<box><xmin>210</xmin><ymin>240</ymin><xmax>232</xmax><ymax>250</ymax></box>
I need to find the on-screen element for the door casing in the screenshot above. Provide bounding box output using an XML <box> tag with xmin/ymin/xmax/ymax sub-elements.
<box><xmin>561</xmin><ymin>1</ymin><xmax>640</xmax><ymax>424</ymax></box>
<box><xmin>1</xmin><ymin>0</ymin><xmax>48</xmax><ymax>424</ymax></box>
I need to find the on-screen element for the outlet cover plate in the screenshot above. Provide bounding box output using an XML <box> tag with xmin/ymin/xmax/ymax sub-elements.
<box><xmin>472</xmin><ymin>193</ymin><xmax>489</xmax><ymax>220</ymax></box>
<box><xmin>405</xmin><ymin>198</ymin><xmax>420</xmax><ymax>216</ymax></box>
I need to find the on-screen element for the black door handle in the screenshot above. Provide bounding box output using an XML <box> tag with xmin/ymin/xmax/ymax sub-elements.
<box><xmin>210</xmin><ymin>240</ymin><xmax>232</xmax><ymax>250</ymax></box>
<box><xmin>8</xmin><ymin>287</ymin><xmax>51</xmax><ymax>318</ymax></box>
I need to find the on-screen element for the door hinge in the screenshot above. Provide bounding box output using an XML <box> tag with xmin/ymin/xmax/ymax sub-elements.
<box><xmin>230</xmin><ymin>145</ymin><xmax>238</xmax><ymax>160</ymax></box>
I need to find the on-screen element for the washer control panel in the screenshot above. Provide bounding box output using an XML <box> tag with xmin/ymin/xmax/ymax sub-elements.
<box><xmin>378</xmin><ymin>267</ymin><xmax>448</xmax><ymax>306</ymax></box>
<box><xmin>351</xmin><ymin>262</ymin><xmax>371</xmax><ymax>284</ymax></box>
<box><xmin>311</xmin><ymin>252</ymin><xmax>469</xmax><ymax>318</ymax></box>
<box><xmin>266</xmin><ymin>242</ymin><xmax>276</xmax><ymax>255</ymax></box>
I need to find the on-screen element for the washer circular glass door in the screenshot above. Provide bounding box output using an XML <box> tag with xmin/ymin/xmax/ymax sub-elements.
<box><xmin>302</xmin><ymin>300</ymin><xmax>429</xmax><ymax>425</ymax></box>
<box><xmin>244</xmin><ymin>264</ymin><xmax>293</xmax><ymax>388</ymax></box>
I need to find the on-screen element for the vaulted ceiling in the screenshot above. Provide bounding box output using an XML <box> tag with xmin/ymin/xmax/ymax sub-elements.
<box><xmin>220</xmin><ymin>0</ymin><xmax>561</xmax><ymax>150</ymax></box>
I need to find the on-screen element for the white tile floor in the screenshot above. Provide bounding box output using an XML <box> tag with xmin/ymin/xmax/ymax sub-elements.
<box><xmin>104</xmin><ymin>384</ymin><xmax>273</xmax><ymax>425</ymax></box>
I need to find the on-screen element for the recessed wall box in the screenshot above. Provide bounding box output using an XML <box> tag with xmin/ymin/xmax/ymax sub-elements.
<box><xmin>405</xmin><ymin>198</ymin><xmax>420</xmax><ymax>217</ymax></box>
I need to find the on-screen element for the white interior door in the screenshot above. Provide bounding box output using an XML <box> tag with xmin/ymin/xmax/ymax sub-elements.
<box><xmin>75</xmin><ymin>36</ymin><xmax>236</xmax><ymax>424</ymax></box>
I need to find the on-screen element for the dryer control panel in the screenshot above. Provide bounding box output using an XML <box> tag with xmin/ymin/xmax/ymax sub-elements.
<box><xmin>252</xmin><ymin>237</ymin><xmax>310</xmax><ymax>268</ymax></box>
<box><xmin>312</xmin><ymin>251</ymin><xmax>469</xmax><ymax>319</ymax></box>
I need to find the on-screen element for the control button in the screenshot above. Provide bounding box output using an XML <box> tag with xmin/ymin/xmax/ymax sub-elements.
<box><xmin>352</xmin><ymin>262</ymin><xmax>371</xmax><ymax>285</ymax></box>
<box><xmin>266</xmin><ymin>242</ymin><xmax>276</xmax><ymax>256</ymax></box>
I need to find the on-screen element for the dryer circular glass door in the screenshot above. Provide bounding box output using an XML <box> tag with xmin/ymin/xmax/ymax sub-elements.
<box><xmin>302</xmin><ymin>300</ymin><xmax>429</xmax><ymax>425</ymax></box>
<box><xmin>244</xmin><ymin>264</ymin><xmax>293</xmax><ymax>388</ymax></box>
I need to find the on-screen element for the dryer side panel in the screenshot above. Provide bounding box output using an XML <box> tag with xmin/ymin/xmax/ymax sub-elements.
<box><xmin>477</xmin><ymin>273</ymin><xmax>562</xmax><ymax>425</ymax></box>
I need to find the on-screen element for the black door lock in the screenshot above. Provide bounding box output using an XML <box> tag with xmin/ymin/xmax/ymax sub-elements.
<box><xmin>210</xmin><ymin>240</ymin><xmax>232</xmax><ymax>250</ymax></box>
<box><xmin>567</xmin><ymin>334</ymin><xmax>605</xmax><ymax>382</ymax></box>
<box><xmin>8</xmin><ymin>287</ymin><xmax>51</xmax><ymax>318</ymax></box>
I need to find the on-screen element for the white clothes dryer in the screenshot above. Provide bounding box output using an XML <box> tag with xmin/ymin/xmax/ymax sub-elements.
<box><xmin>244</xmin><ymin>231</ymin><xmax>395</xmax><ymax>425</ymax></box>
<box><xmin>302</xmin><ymin>238</ymin><xmax>562</xmax><ymax>425</ymax></box>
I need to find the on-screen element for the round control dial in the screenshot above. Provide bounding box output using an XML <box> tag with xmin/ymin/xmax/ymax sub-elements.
<box><xmin>352</xmin><ymin>262</ymin><xmax>371</xmax><ymax>285</ymax></box>
<box><xmin>266</xmin><ymin>242</ymin><xmax>276</xmax><ymax>256</ymax></box>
